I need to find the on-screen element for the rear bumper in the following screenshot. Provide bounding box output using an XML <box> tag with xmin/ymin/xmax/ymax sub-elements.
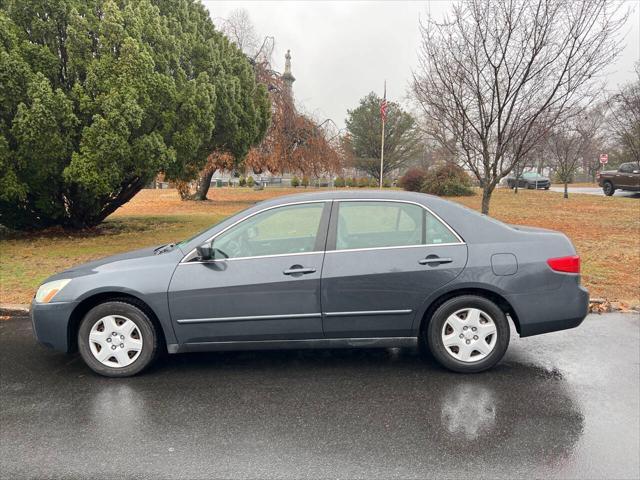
<box><xmin>30</xmin><ymin>299</ymin><xmax>76</xmax><ymax>352</ymax></box>
<box><xmin>506</xmin><ymin>280</ymin><xmax>589</xmax><ymax>337</ymax></box>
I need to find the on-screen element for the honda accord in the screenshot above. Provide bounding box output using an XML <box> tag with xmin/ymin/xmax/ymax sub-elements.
<box><xmin>31</xmin><ymin>190</ymin><xmax>589</xmax><ymax>376</ymax></box>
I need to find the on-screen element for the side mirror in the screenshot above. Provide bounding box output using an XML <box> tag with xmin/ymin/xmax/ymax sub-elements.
<box><xmin>196</xmin><ymin>241</ymin><xmax>213</xmax><ymax>261</ymax></box>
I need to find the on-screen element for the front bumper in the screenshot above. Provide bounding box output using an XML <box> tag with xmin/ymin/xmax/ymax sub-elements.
<box><xmin>30</xmin><ymin>299</ymin><xmax>77</xmax><ymax>352</ymax></box>
<box><xmin>531</xmin><ymin>181</ymin><xmax>550</xmax><ymax>189</ymax></box>
<box><xmin>507</xmin><ymin>280</ymin><xmax>589</xmax><ymax>337</ymax></box>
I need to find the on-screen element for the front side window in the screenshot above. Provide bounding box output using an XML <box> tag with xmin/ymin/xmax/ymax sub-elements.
<box><xmin>619</xmin><ymin>163</ymin><xmax>637</xmax><ymax>173</ymax></box>
<box><xmin>213</xmin><ymin>203</ymin><xmax>325</xmax><ymax>259</ymax></box>
<box><xmin>335</xmin><ymin>201</ymin><xmax>460</xmax><ymax>250</ymax></box>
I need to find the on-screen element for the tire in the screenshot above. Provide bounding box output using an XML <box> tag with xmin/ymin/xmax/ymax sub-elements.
<box><xmin>603</xmin><ymin>181</ymin><xmax>615</xmax><ymax>196</ymax></box>
<box><xmin>78</xmin><ymin>300</ymin><xmax>159</xmax><ymax>377</ymax></box>
<box><xmin>425</xmin><ymin>295</ymin><xmax>510</xmax><ymax>373</ymax></box>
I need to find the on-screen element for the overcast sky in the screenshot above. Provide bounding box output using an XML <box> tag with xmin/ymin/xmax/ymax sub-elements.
<box><xmin>203</xmin><ymin>0</ymin><xmax>640</xmax><ymax>129</ymax></box>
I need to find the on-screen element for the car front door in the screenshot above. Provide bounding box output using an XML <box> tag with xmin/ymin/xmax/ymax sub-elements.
<box><xmin>618</xmin><ymin>163</ymin><xmax>639</xmax><ymax>189</ymax></box>
<box><xmin>321</xmin><ymin>200</ymin><xmax>468</xmax><ymax>338</ymax></box>
<box><xmin>169</xmin><ymin>201</ymin><xmax>331</xmax><ymax>345</ymax></box>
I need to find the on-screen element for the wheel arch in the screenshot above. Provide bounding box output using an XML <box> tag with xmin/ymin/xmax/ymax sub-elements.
<box><xmin>68</xmin><ymin>292</ymin><xmax>167</xmax><ymax>353</ymax></box>
<box><xmin>417</xmin><ymin>287</ymin><xmax>521</xmax><ymax>336</ymax></box>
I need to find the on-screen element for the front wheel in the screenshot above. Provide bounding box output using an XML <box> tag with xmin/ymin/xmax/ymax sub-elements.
<box><xmin>602</xmin><ymin>181</ymin><xmax>615</xmax><ymax>196</ymax></box>
<box><xmin>78</xmin><ymin>300</ymin><xmax>159</xmax><ymax>377</ymax></box>
<box><xmin>425</xmin><ymin>295</ymin><xmax>510</xmax><ymax>373</ymax></box>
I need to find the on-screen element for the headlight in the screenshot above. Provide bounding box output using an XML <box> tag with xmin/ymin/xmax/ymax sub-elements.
<box><xmin>35</xmin><ymin>279</ymin><xmax>71</xmax><ymax>303</ymax></box>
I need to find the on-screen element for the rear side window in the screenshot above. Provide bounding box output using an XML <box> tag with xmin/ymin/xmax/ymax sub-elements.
<box><xmin>335</xmin><ymin>201</ymin><xmax>460</xmax><ymax>250</ymax></box>
<box><xmin>425</xmin><ymin>211</ymin><xmax>459</xmax><ymax>244</ymax></box>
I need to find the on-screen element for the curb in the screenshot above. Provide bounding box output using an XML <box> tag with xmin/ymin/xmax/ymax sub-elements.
<box><xmin>0</xmin><ymin>304</ymin><xmax>30</xmax><ymax>314</ymax></box>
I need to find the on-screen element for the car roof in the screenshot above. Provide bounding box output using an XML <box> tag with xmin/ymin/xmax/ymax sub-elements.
<box><xmin>253</xmin><ymin>189</ymin><xmax>440</xmax><ymax>207</ymax></box>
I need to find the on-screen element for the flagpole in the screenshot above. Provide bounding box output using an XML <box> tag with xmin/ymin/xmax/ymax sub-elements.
<box><xmin>379</xmin><ymin>81</ymin><xmax>386</xmax><ymax>189</ymax></box>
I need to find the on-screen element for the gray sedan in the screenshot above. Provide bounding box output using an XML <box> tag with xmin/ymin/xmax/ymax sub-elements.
<box><xmin>31</xmin><ymin>190</ymin><xmax>589</xmax><ymax>376</ymax></box>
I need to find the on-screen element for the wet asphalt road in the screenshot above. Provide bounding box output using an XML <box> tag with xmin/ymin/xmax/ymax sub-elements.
<box><xmin>548</xmin><ymin>186</ymin><xmax>640</xmax><ymax>198</ymax></box>
<box><xmin>1</xmin><ymin>313</ymin><xmax>638</xmax><ymax>479</ymax></box>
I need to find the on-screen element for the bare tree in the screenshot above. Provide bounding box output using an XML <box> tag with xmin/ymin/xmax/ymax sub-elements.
<box><xmin>575</xmin><ymin>105</ymin><xmax>606</xmax><ymax>181</ymax></box>
<box><xmin>546</xmin><ymin>126</ymin><xmax>583</xmax><ymax>198</ymax></box>
<box><xmin>412</xmin><ymin>0</ymin><xmax>626</xmax><ymax>214</ymax></box>
<box><xmin>606</xmin><ymin>64</ymin><xmax>640</xmax><ymax>164</ymax></box>
<box><xmin>218</xmin><ymin>9</ymin><xmax>275</xmax><ymax>64</ymax></box>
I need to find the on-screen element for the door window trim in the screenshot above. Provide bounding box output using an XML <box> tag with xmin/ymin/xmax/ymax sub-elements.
<box><xmin>180</xmin><ymin>200</ymin><xmax>332</xmax><ymax>264</ymax></box>
<box><xmin>325</xmin><ymin>198</ymin><xmax>465</xmax><ymax>252</ymax></box>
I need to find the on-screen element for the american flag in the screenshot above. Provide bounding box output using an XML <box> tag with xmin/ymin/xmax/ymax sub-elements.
<box><xmin>380</xmin><ymin>82</ymin><xmax>388</xmax><ymax>121</ymax></box>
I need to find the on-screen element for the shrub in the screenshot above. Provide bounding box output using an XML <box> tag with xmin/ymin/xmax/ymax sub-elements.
<box><xmin>301</xmin><ymin>176</ymin><xmax>310</xmax><ymax>187</ymax></box>
<box><xmin>334</xmin><ymin>176</ymin><xmax>346</xmax><ymax>187</ymax></box>
<box><xmin>246</xmin><ymin>176</ymin><xmax>255</xmax><ymax>187</ymax></box>
<box><xmin>399</xmin><ymin>167</ymin><xmax>428</xmax><ymax>192</ymax></box>
<box><xmin>0</xmin><ymin>0</ymin><xmax>270</xmax><ymax>229</ymax></box>
<box><xmin>382</xmin><ymin>178</ymin><xmax>392</xmax><ymax>188</ymax></box>
<box><xmin>421</xmin><ymin>164</ymin><xmax>475</xmax><ymax>196</ymax></box>
<box><xmin>346</xmin><ymin>177</ymin><xmax>357</xmax><ymax>187</ymax></box>
<box><xmin>238</xmin><ymin>176</ymin><xmax>246</xmax><ymax>187</ymax></box>
<box><xmin>357</xmin><ymin>177</ymin><xmax>369</xmax><ymax>188</ymax></box>
<box><xmin>291</xmin><ymin>176</ymin><xmax>300</xmax><ymax>187</ymax></box>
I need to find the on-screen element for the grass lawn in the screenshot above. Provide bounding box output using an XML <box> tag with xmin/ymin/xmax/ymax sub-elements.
<box><xmin>1</xmin><ymin>187</ymin><xmax>638</xmax><ymax>307</ymax></box>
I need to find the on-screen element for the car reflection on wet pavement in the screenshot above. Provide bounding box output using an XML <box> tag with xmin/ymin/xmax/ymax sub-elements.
<box><xmin>1</xmin><ymin>312</ymin><xmax>638</xmax><ymax>479</ymax></box>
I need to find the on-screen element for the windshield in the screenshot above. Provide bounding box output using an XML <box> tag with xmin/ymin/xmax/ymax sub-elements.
<box><xmin>176</xmin><ymin>224</ymin><xmax>216</xmax><ymax>247</ymax></box>
<box><xmin>522</xmin><ymin>172</ymin><xmax>545</xmax><ymax>179</ymax></box>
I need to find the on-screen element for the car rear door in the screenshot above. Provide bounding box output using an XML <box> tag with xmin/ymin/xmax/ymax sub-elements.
<box><xmin>320</xmin><ymin>200</ymin><xmax>468</xmax><ymax>338</ymax></box>
<box><xmin>169</xmin><ymin>201</ymin><xmax>331</xmax><ymax>344</ymax></box>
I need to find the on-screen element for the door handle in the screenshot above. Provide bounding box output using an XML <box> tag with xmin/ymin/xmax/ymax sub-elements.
<box><xmin>283</xmin><ymin>266</ymin><xmax>317</xmax><ymax>275</ymax></box>
<box><xmin>419</xmin><ymin>256</ymin><xmax>453</xmax><ymax>265</ymax></box>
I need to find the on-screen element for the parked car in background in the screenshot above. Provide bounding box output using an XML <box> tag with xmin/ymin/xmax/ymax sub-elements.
<box><xmin>506</xmin><ymin>172</ymin><xmax>551</xmax><ymax>189</ymax></box>
<box><xmin>31</xmin><ymin>191</ymin><xmax>588</xmax><ymax>377</ymax></box>
<box><xmin>596</xmin><ymin>162</ymin><xmax>640</xmax><ymax>196</ymax></box>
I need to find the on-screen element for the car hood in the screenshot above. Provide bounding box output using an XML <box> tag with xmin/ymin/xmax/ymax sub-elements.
<box><xmin>47</xmin><ymin>246</ymin><xmax>172</xmax><ymax>281</ymax></box>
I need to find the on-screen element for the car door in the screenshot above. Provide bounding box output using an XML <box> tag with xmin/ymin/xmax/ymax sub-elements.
<box><xmin>618</xmin><ymin>163</ymin><xmax>639</xmax><ymax>189</ymax></box>
<box><xmin>321</xmin><ymin>200</ymin><xmax>468</xmax><ymax>338</ymax></box>
<box><xmin>169</xmin><ymin>201</ymin><xmax>331</xmax><ymax>344</ymax></box>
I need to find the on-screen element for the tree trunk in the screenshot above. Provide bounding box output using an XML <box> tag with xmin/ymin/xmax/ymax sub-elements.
<box><xmin>564</xmin><ymin>181</ymin><xmax>569</xmax><ymax>199</ymax></box>
<box><xmin>481</xmin><ymin>184</ymin><xmax>494</xmax><ymax>215</ymax></box>
<box><xmin>193</xmin><ymin>169</ymin><xmax>216</xmax><ymax>201</ymax></box>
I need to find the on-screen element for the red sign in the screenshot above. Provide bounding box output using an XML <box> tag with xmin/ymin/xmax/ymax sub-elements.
<box><xmin>599</xmin><ymin>153</ymin><xmax>608</xmax><ymax>164</ymax></box>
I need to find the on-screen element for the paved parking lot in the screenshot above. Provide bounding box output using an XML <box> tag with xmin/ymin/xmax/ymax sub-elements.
<box><xmin>1</xmin><ymin>312</ymin><xmax>638</xmax><ymax>479</ymax></box>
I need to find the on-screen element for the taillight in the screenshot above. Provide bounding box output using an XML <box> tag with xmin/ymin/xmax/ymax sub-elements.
<box><xmin>596</xmin><ymin>172</ymin><xmax>601</xmax><ymax>179</ymax></box>
<box><xmin>547</xmin><ymin>255</ymin><xmax>580</xmax><ymax>274</ymax></box>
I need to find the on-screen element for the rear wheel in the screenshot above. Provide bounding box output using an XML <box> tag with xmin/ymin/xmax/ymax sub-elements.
<box><xmin>78</xmin><ymin>301</ymin><xmax>159</xmax><ymax>377</ymax></box>
<box><xmin>425</xmin><ymin>295</ymin><xmax>510</xmax><ymax>373</ymax></box>
<box><xmin>603</xmin><ymin>181</ymin><xmax>615</xmax><ymax>196</ymax></box>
